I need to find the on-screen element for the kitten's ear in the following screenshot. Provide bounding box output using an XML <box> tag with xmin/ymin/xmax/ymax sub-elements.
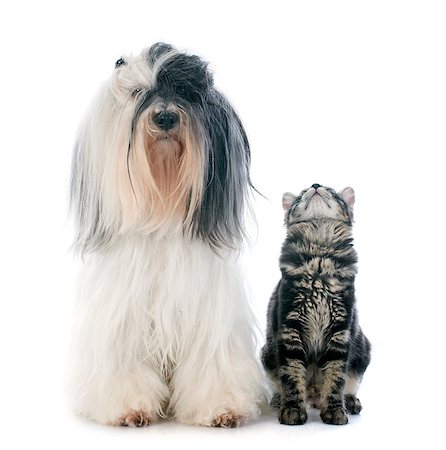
<box><xmin>282</xmin><ymin>192</ymin><xmax>296</xmax><ymax>211</ymax></box>
<box><xmin>339</xmin><ymin>187</ymin><xmax>355</xmax><ymax>207</ymax></box>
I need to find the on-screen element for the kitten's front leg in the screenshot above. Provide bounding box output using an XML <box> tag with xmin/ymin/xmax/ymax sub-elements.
<box><xmin>277</xmin><ymin>328</ymin><xmax>308</xmax><ymax>425</ymax></box>
<box><xmin>319</xmin><ymin>330</ymin><xmax>350</xmax><ymax>425</ymax></box>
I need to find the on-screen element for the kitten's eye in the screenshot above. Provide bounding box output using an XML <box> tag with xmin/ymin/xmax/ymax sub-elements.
<box><xmin>132</xmin><ymin>87</ymin><xmax>142</xmax><ymax>97</ymax></box>
<box><xmin>115</xmin><ymin>57</ymin><xmax>126</xmax><ymax>69</ymax></box>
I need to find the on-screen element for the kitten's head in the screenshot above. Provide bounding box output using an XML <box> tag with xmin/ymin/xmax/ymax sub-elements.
<box><xmin>282</xmin><ymin>184</ymin><xmax>355</xmax><ymax>226</ymax></box>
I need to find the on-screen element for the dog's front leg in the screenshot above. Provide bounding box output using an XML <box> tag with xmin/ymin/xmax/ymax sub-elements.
<box><xmin>168</xmin><ymin>263</ymin><xmax>263</xmax><ymax>427</ymax></box>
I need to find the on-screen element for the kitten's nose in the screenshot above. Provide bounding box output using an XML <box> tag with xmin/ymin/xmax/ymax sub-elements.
<box><xmin>153</xmin><ymin>111</ymin><xmax>179</xmax><ymax>131</ymax></box>
<box><xmin>311</xmin><ymin>183</ymin><xmax>322</xmax><ymax>190</ymax></box>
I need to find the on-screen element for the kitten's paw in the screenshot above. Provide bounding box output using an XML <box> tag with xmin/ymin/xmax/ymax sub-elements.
<box><xmin>114</xmin><ymin>410</ymin><xmax>156</xmax><ymax>427</ymax></box>
<box><xmin>279</xmin><ymin>406</ymin><xmax>307</xmax><ymax>425</ymax></box>
<box><xmin>344</xmin><ymin>394</ymin><xmax>362</xmax><ymax>414</ymax></box>
<box><xmin>210</xmin><ymin>411</ymin><xmax>246</xmax><ymax>428</ymax></box>
<box><xmin>320</xmin><ymin>407</ymin><xmax>348</xmax><ymax>425</ymax></box>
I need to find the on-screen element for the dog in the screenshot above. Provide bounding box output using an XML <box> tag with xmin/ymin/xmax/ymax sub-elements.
<box><xmin>68</xmin><ymin>43</ymin><xmax>263</xmax><ymax>427</ymax></box>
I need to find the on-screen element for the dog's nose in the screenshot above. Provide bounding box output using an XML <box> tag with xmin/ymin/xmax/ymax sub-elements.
<box><xmin>153</xmin><ymin>111</ymin><xmax>179</xmax><ymax>131</ymax></box>
<box><xmin>311</xmin><ymin>183</ymin><xmax>322</xmax><ymax>190</ymax></box>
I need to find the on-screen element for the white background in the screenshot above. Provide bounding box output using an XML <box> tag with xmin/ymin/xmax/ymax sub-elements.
<box><xmin>1</xmin><ymin>1</ymin><xmax>445</xmax><ymax>448</ymax></box>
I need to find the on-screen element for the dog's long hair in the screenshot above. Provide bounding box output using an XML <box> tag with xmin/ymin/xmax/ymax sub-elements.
<box><xmin>71</xmin><ymin>43</ymin><xmax>252</xmax><ymax>254</ymax></box>
<box><xmin>68</xmin><ymin>43</ymin><xmax>263</xmax><ymax>427</ymax></box>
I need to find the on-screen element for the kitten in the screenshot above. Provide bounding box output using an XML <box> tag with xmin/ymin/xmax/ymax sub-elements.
<box><xmin>261</xmin><ymin>184</ymin><xmax>371</xmax><ymax>425</ymax></box>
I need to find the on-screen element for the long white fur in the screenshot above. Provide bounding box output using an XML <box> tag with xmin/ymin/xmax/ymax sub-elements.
<box><xmin>68</xmin><ymin>47</ymin><xmax>263</xmax><ymax>426</ymax></box>
<box><xmin>68</xmin><ymin>233</ymin><xmax>262</xmax><ymax>425</ymax></box>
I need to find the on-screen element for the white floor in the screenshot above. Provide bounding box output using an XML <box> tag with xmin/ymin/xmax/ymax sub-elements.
<box><xmin>3</xmin><ymin>368</ymin><xmax>440</xmax><ymax>450</ymax></box>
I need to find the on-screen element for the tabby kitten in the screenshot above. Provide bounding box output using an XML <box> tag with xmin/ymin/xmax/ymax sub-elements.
<box><xmin>261</xmin><ymin>184</ymin><xmax>371</xmax><ymax>425</ymax></box>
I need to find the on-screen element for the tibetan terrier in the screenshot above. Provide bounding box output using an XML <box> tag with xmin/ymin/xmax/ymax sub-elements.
<box><xmin>68</xmin><ymin>43</ymin><xmax>263</xmax><ymax>427</ymax></box>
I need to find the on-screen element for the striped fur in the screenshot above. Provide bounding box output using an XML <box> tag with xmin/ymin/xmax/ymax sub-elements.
<box><xmin>262</xmin><ymin>184</ymin><xmax>371</xmax><ymax>425</ymax></box>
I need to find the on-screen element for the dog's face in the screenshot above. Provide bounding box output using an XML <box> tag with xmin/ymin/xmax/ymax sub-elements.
<box><xmin>107</xmin><ymin>43</ymin><xmax>216</xmax><ymax>230</ymax></box>
<box><xmin>282</xmin><ymin>185</ymin><xmax>355</xmax><ymax>225</ymax></box>
<box><xmin>71</xmin><ymin>43</ymin><xmax>251</xmax><ymax>254</ymax></box>
<box><xmin>112</xmin><ymin>43</ymin><xmax>213</xmax><ymax>155</ymax></box>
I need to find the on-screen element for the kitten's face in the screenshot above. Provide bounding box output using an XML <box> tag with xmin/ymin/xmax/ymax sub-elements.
<box><xmin>282</xmin><ymin>184</ymin><xmax>355</xmax><ymax>225</ymax></box>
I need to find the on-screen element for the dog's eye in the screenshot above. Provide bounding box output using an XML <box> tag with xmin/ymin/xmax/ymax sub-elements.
<box><xmin>132</xmin><ymin>88</ymin><xmax>142</xmax><ymax>97</ymax></box>
<box><xmin>115</xmin><ymin>58</ymin><xmax>126</xmax><ymax>69</ymax></box>
<box><xmin>176</xmin><ymin>85</ymin><xmax>187</xmax><ymax>96</ymax></box>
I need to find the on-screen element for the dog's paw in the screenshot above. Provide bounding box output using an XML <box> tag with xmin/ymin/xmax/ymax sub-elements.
<box><xmin>320</xmin><ymin>407</ymin><xmax>348</xmax><ymax>425</ymax></box>
<box><xmin>114</xmin><ymin>410</ymin><xmax>156</xmax><ymax>427</ymax></box>
<box><xmin>279</xmin><ymin>406</ymin><xmax>308</xmax><ymax>425</ymax></box>
<box><xmin>344</xmin><ymin>394</ymin><xmax>362</xmax><ymax>414</ymax></box>
<box><xmin>209</xmin><ymin>411</ymin><xmax>246</xmax><ymax>428</ymax></box>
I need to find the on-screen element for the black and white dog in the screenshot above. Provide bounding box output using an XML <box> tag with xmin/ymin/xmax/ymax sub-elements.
<box><xmin>68</xmin><ymin>43</ymin><xmax>263</xmax><ymax>427</ymax></box>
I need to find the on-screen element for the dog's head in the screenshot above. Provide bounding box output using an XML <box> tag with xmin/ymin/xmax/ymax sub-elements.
<box><xmin>71</xmin><ymin>43</ymin><xmax>252</xmax><ymax>254</ymax></box>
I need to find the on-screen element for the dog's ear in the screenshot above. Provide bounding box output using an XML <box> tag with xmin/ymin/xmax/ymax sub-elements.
<box><xmin>70</xmin><ymin>91</ymin><xmax>121</xmax><ymax>255</ymax></box>
<box><xmin>70</xmin><ymin>138</ymin><xmax>114</xmax><ymax>255</ymax></box>
<box><xmin>191</xmin><ymin>91</ymin><xmax>252</xmax><ymax>251</ymax></box>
